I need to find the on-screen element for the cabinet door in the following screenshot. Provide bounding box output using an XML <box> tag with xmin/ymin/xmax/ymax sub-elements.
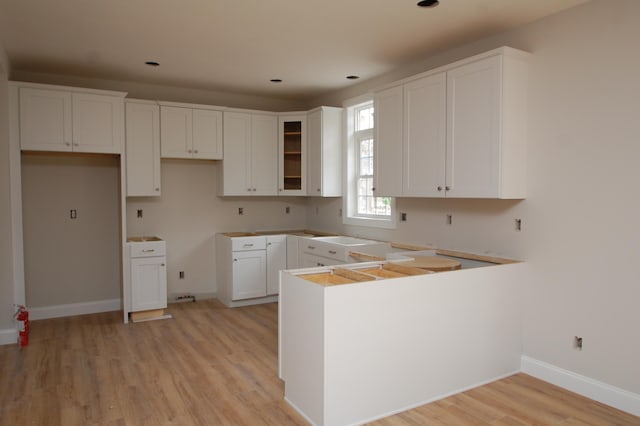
<box><xmin>252</xmin><ymin>114</ymin><xmax>278</xmax><ymax>196</ymax></box>
<box><xmin>160</xmin><ymin>106</ymin><xmax>193</xmax><ymax>158</ymax></box>
<box><xmin>232</xmin><ymin>250</ymin><xmax>267</xmax><ymax>300</ymax></box>
<box><xmin>125</xmin><ymin>101</ymin><xmax>161</xmax><ymax>196</ymax></box>
<box><xmin>19</xmin><ymin>88</ymin><xmax>73</xmax><ymax>151</ymax></box>
<box><xmin>131</xmin><ymin>257</ymin><xmax>167</xmax><ymax>312</ymax></box>
<box><xmin>307</xmin><ymin>107</ymin><xmax>342</xmax><ymax>197</ymax></box>
<box><xmin>279</xmin><ymin>115</ymin><xmax>306</xmax><ymax>196</ymax></box>
<box><xmin>222</xmin><ymin>111</ymin><xmax>252</xmax><ymax>195</ymax></box>
<box><xmin>446</xmin><ymin>55</ymin><xmax>502</xmax><ymax>198</ymax></box>
<box><xmin>373</xmin><ymin>85</ymin><xmax>403</xmax><ymax>196</ymax></box>
<box><xmin>403</xmin><ymin>73</ymin><xmax>447</xmax><ymax>197</ymax></box>
<box><xmin>72</xmin><ymin>93</ymin><xmax>123</xmax><ymax>154</ymax></box>
<box><xmin>266</xmin><ymin>236</ymin><xmax>287</xmax><ymax>296</ymax></box>
<box><xmin>192</xmin><ymin>108</ymin><xmax>223</xmax><ymax>160</ymax></box>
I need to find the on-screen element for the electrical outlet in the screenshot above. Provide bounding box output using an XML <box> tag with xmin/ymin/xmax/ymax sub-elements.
<box><xmin>446</xmin><ymin>214</ymin><xmax>452</xmax><ymax>225</ymax></box>
<box><xmin>70</xmin><ymin>209</ymin><xmax>77</xmax><ymax>219</ymax></box>
<box><xmin>574</xmin><ymin>336</ymin><xmax>583</xmax><ymax>350</ymax></box>
<box><xmin>315</xmin><ymin>206</ymin><xmax>319</xmax><ymax>215</ymax></box>
<box><xmin>179</xmin><ymin>271</ymin><xmax>185</xmax><ymax>279</ymax></box>
<box><xmin>401</xmin><ymin>212</ymin><xmax>407</xmax><ymax>222</ymax></box>
<box><xmin>285</xmin><ymin>206</ymin><xmax>290</xmax><ymax>214</ymax></box>
<box><xmin>338</xmin><ymin>208</ymin><xmax>342</xmax><ymax>217</ymax></box>
<box><xmin>137</xmin><ymin>209</ymin><xmax>143</xmax><ymax>218</ymax></box>
<box><xmin>515</xmin><ymin>218</ymin><xmax>522</xmax><ymax>231</ymax></box>
<box><xmin>238</xmin><ymin>207</ymin><xmax>244</xmax><ymax>215</ymax></box>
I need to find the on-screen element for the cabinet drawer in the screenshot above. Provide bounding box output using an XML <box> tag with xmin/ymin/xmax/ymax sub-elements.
<box><xmin>129</xmin><ymin>241</ymin><xmax>166</xmax><ymax>258</ymax></box>
<box><xmin>231</xmin><ymin>236</ymin><xmax>266</xmax><ymax>251</ymax></box>
<box><xmin>301</xmin><ymin>239</ymin><xmax>347</xmax><ymax>262</ymax></box>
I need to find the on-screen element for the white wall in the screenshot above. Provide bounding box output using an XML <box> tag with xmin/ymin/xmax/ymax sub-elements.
<box><xmin>307</xmin><ymin>0</ymin><xmax>640</xmax><ymax>396</ymax></box>
<box><xmin>126</xmin><ymin>160</ymin><xmax>308</xmax><ymax>300</ymax></box>
<box><xmin>0</xmin><ymin>41</ymin><xmax>16</xmax><ymax>337</ymax></box>
<box><xmin>21</xmin><ymin>154</ymin><xmax>121</xmax><ymax>307</ymax></box>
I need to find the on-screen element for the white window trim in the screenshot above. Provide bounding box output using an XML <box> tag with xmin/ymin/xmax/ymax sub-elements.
<box><xmin>342</xmin><ymin>94</ymin><xmax>396</xmax><ymax>230</ymax></box>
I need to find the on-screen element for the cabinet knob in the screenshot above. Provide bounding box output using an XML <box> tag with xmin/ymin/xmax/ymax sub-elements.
<box><xmin>445</xmin><ymin>186</ymin><xmax>450</xmax><ymax>191</ymax></box>
<box><xmin>253</xmin><ymin>188</ymin><xmax>257</xmax><ymax>192</ymax></box>
<box><xmin>65</xmin><ymin>141</ymin><xmax>71</xmax><ymax>146</ymax></box>
<box><xmin>317</xmin><ymin>188</ymin><xmax>320</xmax><ymax>192</ymax></box>
<box><xmin>73</xmin><ymin>141</ymin><xmax>79</xmax><ymax>147</ymax></box>
<box><xmin>188</xmin><ymin>149</ymin><xmax>192</xmax><ymax>153</ymax></box>
<box><xmin>155</xmin><ymin>188</ymin><xmax>160</xmax><ymax>191</ymax></box>
<box><xmin>437</xmin><ymin>186</ymin><xmax>443</xmax><ymax>191</ymax></box>
<box><xmin>194</xmin><ymin>150</ymin><xmax>198</xmax><ymax>154</ymax></box>
<box><xmin>233</xmin><ymin>258</ymin><xmax>238</xmax><ymax>262</ymax></box>
<box><xmin>247</xmin><ymin>188</ymin><xmax>251</xmax><ymax>192</ymax></box>
<box><xmin>161</xmin><ymin>263</ymin><xmax>165</xmax><ymax>267</ymax></box>
<box><xmin>372</xmin><ymin>187</ymin><xmax>376</xmax><ymax>191</ymax></box>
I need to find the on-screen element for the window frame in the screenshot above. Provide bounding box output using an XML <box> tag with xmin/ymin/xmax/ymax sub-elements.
<box><xmin>342</xmin><ymin>94</ymin><xmax>396</xmax><ymax>229</ymax></box>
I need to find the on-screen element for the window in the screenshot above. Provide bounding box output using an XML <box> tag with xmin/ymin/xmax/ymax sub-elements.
<box><xmin>343</xmin><ymin>97</ymin><xmax>395</xmax><ymax>229</ymax></box>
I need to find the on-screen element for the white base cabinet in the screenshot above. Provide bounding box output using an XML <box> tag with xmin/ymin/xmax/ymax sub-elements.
<box><xmin>127</xmin><ymin>239</ymin><xmax>167</xmax><ymax>313</ymax></box>
<box><xmin>216</xmin><ymin>233</ymin><xmax>285</xmax><ymax>307</ymax></box>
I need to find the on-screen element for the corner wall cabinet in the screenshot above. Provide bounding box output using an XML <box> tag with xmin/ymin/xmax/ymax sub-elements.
<box><xmin>278</xmin><ymin>114</ymin><xmax>307</xmax><ymax>196</ymax></box>
<box><xmin>19</xmin><ymin>85</ymin><xmax>125</xmax><ymax>154</ymax></box>
<box><xmin>373</xmin><ymin>46</ymin><xmax>530</xmax><ymax>199</ymax></box>
<box><xmin>221</xmin><ymin>111</ymin><xmax>278</xmax><ymax>196</ymax></box>
<box><xmin>307</xmin><ymin>106</ymin><xmax>343</xmax><ymax>197</ymax></box>
<box><xmin>125</xmin><ymin>100</ymin><xmax>161</xmax><ymax>196</ymax></box>
<box><xmin>160</xmin><ymin>103</ymin><xmax>223</xmax><ymax>160</ymax></box>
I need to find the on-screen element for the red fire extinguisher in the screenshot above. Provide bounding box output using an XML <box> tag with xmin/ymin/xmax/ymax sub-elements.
<box><xmin>14</xmin><ymin>305</ymin><xmax>29</xmax><ymax>347</ymax></box>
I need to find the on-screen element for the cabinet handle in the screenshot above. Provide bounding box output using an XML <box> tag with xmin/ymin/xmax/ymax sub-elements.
<box><xmin>307</xmin><ymin>245</ymin><xmax>316</xmax><ymax>250</ymax></box>
<box><xmin>188</xmin><ymin>149</ymin><xmax>193</xmax><ymax>153</ymax></box>
<box><xmin>253</xmin><ymin>188</ymin><xmax>256</xmax><ymax>192</ymax></box>
<box><xmin>437</xmin><ymin>186</ymin><xmax>443</xmax><ymax>191</ymax></box>
<box><xmin>194</xmin><ymin>150</ymin><xmax>199</xmax><ymax>154</ymax></box>
<box><xmin>155</xmin><ymin>188</ymin><xmax>160</xmax><ymax>191</ymax></box>
<box><xmin>328</xmin><ymin>250</ymin><xmax>337</xmax><ymax>254</ymax></box>
<box><xmin>317</xmin><ymin>188</ymin><xmax>320</xmax><ymax>192</ymax></box>
<box><xmin>247</xmin><ymin>188</ymin><xmax>251</xmax><ymax>192</ymax></box>
<box><xmin>317</xmin><ymin>262</ymin><xmax>325</xmax><ymax>266</ymax></box>
<box><xmin>142</xmin><ymin>249</ymin><xmax>155</xmax><ymax>253</ymax></box>
<box><xmin>233</xmin><ymin>258</ymin><xmax>238</xmax><ymax>261</ymax></box>
<box><xmin>243</xmin><ymin>243</ymin><xmax>254</xmax><ymax>247</ymax></box>
<box><xmin>73</xmin><ymin>141</ymin><xmax>79</xmax><ymax>147</ymax></box>
<box><xmin>65</xmin><ymin>141</ymin><xmax>71</xmax><ymax>146</ymax></box>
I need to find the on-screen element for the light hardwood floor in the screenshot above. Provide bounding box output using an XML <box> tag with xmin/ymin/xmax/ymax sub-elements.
<box><xmin>1</xmin><ymin>300</ymin><xmax>637</xmax><ymax>425</ymax></box>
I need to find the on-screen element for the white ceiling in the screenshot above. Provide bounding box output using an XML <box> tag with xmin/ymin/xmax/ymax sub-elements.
<box><xmin>0</xmin><ymin>0</ymin><xmax>589</xmax><ymax>101</ymax></box>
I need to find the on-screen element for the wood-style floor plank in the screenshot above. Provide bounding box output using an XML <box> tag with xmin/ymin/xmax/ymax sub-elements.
<box><xmin>0</xmin><ymin>299</ymin><xmax>637</xmax><ymax>425</ymax></box>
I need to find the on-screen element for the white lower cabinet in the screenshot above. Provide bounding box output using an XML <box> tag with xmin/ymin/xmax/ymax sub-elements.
<box><xmin>128</xmin><ymin>239</ymin><xmax>167</xmax><ymax>313</ymax></box>
<box><xmin>266</xmin><ymin>235</ymin><xmax>287</xmax><ymax>295</ymax></box>
<box><xmin>232</xmin><ymin>249</ymin><xmax>267</xmax><ymax>300</ymax></box>
<box><xmin>216</xmin><ymin>233</ymin><xmax>285</xmax><ymax>307</ymax></box>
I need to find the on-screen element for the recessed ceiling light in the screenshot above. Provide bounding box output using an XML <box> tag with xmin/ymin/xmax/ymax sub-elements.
<box><xmin>346</xmin><ymin>75</ymin><xmax>360</xmax><ymax>80</ymax></box>
<box><xmin>417</xmin><ymin>0</ymin><xmax>439</xmax><ymax>7</ymax></box>
<box><xmin>270</xmin><ymin>78</ymin><xmax>283</xmax><ymax>83</ymax></box>
<box><xmin>145</xmin><ymin>61</ymin><xmax>160</xmax><ymax>66</ymax></box>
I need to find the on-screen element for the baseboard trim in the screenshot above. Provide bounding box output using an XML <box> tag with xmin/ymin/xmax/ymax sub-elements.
<box><xmin>0</xmin><ymin>328</ymin><xmax>18</xmax><ymax>346</ymax></box>
<box><xmin>521</xmin><ymin>355</ymin><xmax>640</xmax><ymax>416</ymax></box>
<box><xmin>29</xmin><ymin>298</ymin><xmax>121</xmax><ymax>320</ymax></box>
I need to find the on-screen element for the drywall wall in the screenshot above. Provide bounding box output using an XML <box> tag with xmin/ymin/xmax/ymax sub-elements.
<box><xmin>21</xmin><ymin>154</ymin><xmax>121</xmax><ymax>307</ymax></box>
<box><xmin>11</xmin><ymin>71</ymin><xmax>306</xmax><ymax>112</ymax></box>
<box><xmin>307</xmin><ymin>0</ymin><xmax>640</xmax><ymax>396</ymax></box>
<box><xmin>0</xmin><ymin>42</ymin><xmax>16</xmax><ymax>336</ymax></box>
<box><xmin>126</xmin><ymin>160</ymin><xmax>307</xmax><ymax>300</ymax></box>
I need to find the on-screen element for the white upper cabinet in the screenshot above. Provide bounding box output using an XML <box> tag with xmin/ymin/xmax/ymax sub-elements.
<box><xmin>373</xmin><ymin>85</ymin><xmax>403</xmax><ymax>197</ymax></box>
<box><xmin>403</xmin><ymin>72</ymin><xmax>447</xmax><ymax>197</ymax></box>
<box><xmin>278</xmin><ymin>114</ymin><xmax>307</xmax><ymax>196</ymax></box>
<box><xmin>307</xmin><ymin>107</ymin><xmax>343</xmax><ymax>197</ymax></box>
<box><xmin>222</xmin><ymin>111</ymin><xmax>278</xmax><ymax>196</ymax></box>
<box><xmin>125</xmin><ymin>100</ymin><xmax>161</xmax><ymax>196</ymax></box>
<box><xmin>373</xmin><ymin>47</ymin><xmax>530</xmax><ymax>199</ymax></box>
<box><xmin>19</xmin><ymin>86</ymin><xmax>125</xmax><ymax>154</ymax></box>
<box><xmin>446</xmin><ymin>53</ymin><xmax>528</xmax><ymax>198</ymax></box>
<box><xmin>160</xmin><ymin>104</ymin><xmax>223</xmax><ymax>160</ymax></box>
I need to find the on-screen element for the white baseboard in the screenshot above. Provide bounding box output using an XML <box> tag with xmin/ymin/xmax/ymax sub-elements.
<box><xmin>521</xmin><ymin>355</ymin><xmax>640</xmax><ymax>417</ymax></box>
<box><xmin>29</xmin><ymin>298</ymin><xmax>121</xmax><ymax>320</ymax></box>
<box><xmin>0</xmin><ymin>328</ymin><xmax>18</xmax><ymax>346</ymax></box>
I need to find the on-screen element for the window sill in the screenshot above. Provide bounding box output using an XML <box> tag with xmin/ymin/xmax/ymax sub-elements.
<box><xmin>343</xmin><ymin>215</ymin><xmax>397</xmax><ymax>230</ymax></box>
